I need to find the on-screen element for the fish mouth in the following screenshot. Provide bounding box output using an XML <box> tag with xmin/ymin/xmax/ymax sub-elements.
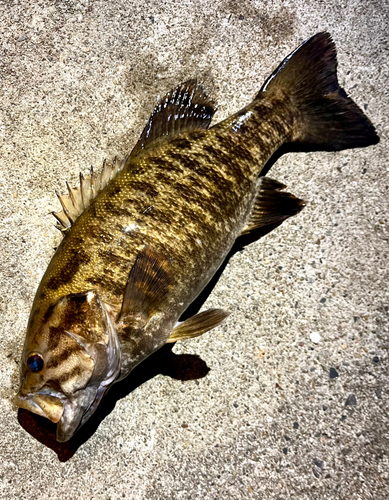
<box><xmin>14</xmin><ymin>386</ymin><xmax>88</xmax><ymax>442</ymax></box>
<box><xmin>15</xmin><ymin>363</ymin><xmax>121</xmax><ymax>442</ymax></box>
<box><xmin>15</xmin><ymin>383</ymin><xmax>117</xmax><ymax>442</ymax></box>
<box><xmin>14</xmin><ymin>389</ymin><xmax>65</xmax><ymax>424</ymax></box>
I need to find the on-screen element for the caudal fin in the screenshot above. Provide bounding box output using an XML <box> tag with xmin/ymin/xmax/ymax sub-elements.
<box><xmin>259</xmin><ymin>32</ymin><xmax>379</xmax><ymax>150</ymax></box>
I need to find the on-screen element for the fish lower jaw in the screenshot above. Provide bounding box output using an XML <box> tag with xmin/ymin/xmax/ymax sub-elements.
<box><xmin>14</xmin><ymin>392</ymin><xmax>64</xmax><ymax>423</ymax></box>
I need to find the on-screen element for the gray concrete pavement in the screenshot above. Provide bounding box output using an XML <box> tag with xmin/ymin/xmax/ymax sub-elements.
<box><xmin>0</xmin><ymin>1</ymin><xmax>387</xmax><ymax>499</ymax></box>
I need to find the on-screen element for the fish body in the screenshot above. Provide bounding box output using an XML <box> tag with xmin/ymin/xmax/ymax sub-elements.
<box><xmin>15</xmin><ymin>33</ymin><xmax>379</xmax><ymax>441</ymax></box>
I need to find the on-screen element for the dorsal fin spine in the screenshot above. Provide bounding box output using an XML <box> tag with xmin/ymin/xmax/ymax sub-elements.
<box><xmin>56</xmin><ymin>191</ymin><xmax>73</xmax><ymax>223</ymax></box>
<box><xmin>79</xmin><ymin>172</ymin><xmax>86</xmax><ymax>210</ymax></box>
<box><xmin>53</xmin><ymin>158</ymin><xmax>125</xmax><ymax>233</ymax></box>
<box><xmin>90</xmin><ymin>166</ymin><xmax>96</xmax><ymax>194</ymax></box>
<box><xmin>66</xmin><ymin>182</ymin><xmax>77</xmax><ymax>207</ymax></box>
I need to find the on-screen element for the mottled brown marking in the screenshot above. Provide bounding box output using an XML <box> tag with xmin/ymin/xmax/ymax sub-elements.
<box><xmin>101</xmin><ymin>203</ymin><xmax>132</xmax><ymax>218</ymax></box>
<box><xmin>58</xmin><ymin>365</ymin><xmax>82</xmax><ymax>383</ymax></box>
<box><xmin>46</xmin><ymin>348</ymin><xmax>76</xmax><ymax>369</ymax></box>
<box><xmin>47</xmin><ymin>326</ymin><xmax>63</xmax><ymax>352</ymax></box>
<box><xmin>145</xmin><ymin>157</ymin><xmax>169</xmax><ymax>170</ymax></box>
<box><xmin>171</xmin><ymin>137</ymin><xmax>192</xmax><ymax>149</ymax></box>
<box><xmin>128</xmin><ymin>181</ymin><xmax>159</xmax><ymax>198</ymax></box>
<box><xmin>110</xmin><ymin>186</ymin><xmax>122</xmax><ymax>196</ymax></box>
<box><xmin>85</xmin><ymin>223</ymin><xmax>115</xmax><ymax>245</ymax></box>
<box><xmin>45</xmin><ymin>248</ymin><xmax>90</xmax><ymax>290</ymax></box>
<box><xmin>87</xmin><ymin>276</ymin><xmax>125</xmax><ymax>298</ymax></box>
<box><xmin>171</xmin><ymin>182</ymin><xmax>194</xmax><ymax>203</ymax></box>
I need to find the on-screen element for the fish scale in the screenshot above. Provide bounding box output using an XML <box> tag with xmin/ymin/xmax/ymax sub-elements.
<box><xmin>15</xmin><ymin>33</ymin><xmax>379</xmax><ymax>441</ymax></box>
<box><xmin>44</xmin><ymin>126</ymin><xmax>259</xmax><ymax>313</ymax></box>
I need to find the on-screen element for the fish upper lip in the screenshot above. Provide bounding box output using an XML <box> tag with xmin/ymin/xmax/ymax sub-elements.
<box><xmin>14</xmin><ymin>392</ymin><xmax>47</xmax><ymax>417</ymax></box>
<box><xmin>36</xmin><ymin>385</ymin><xmax>68</xmax><ymax>402</ymax></box>
<box><xmin>15</xmin><ymin>385</ymin><xmax>67</xmax><ymax>424</ymax></box>
<box><xmin>17</xmin><ymin>382</ymin><xmax>68</xmax><ymax>403</ymax></box>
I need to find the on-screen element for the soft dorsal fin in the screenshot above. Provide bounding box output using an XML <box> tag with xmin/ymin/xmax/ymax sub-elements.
<box><xmin>241</xmin><ymin>177</ymin><xmax>305</xmax><ymax>235</ymax></box>
<box><xmin>52</xmin><ymin>157</ymin><xmax>125</xmax><ymax>232</ymax></box>
<box><xmin>166</xmin><ymin>309</ymin><xmax>230</xmax><ymax>343</ymax></box>
<box><xmin>129</xmin><ymin>79</ymin><xmax>217</xmax><ymax>158</ymax></box>
<box><xmin>119</xmin><ymin>246</ymin><xmax>173</xmax><ymax>326</ymax></box>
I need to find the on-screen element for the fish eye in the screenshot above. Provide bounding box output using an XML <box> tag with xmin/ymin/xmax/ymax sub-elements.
<box><xmin>27</xmin><ymin>353</ymin><xmax>44</xmax><ymax>372</ymax></box>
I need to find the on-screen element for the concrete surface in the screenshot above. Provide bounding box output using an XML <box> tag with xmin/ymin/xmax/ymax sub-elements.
<box><xmin>0</xmin><ymin>1</ymin><xmax>388</xmax><ymax>499</ymax></box>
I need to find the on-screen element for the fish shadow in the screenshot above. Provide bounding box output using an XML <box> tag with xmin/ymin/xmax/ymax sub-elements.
<box><xmin>17</xmin><ymin>148</ymin><xmax>300</xmax><ymax>461</ymax></box>
<box><xmin>17</xmin><ymin>344</ymin><xmax>209</xmax><ymax>461</ymax></box>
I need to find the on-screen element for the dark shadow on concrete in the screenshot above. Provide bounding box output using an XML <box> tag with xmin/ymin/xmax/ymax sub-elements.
<box><xmin>18</xmin><ymin>344</ymin><xmax>209</xmax><ymax>462</ymax></box>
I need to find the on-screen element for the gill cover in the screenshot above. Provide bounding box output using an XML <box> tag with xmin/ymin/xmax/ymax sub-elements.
<box><xmin>15</xmin><ymin>291</ymin><xmax>121</xmax><ymax>442</ymax></box>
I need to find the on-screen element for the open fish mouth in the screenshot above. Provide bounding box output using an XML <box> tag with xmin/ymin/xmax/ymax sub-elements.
<box><xmin>14</xmin><ymin>389</ymin><xmax>65</xmax><ymax>424</ymax></box>
<box><xmin>14</xmin><ymin>387</ymin><xmax>87</xmax><ymax>442</ymax></box>
<box><xmin>15</xmin><ymin>381</ymin><xmax>116</xmax><ymax>442</ymax></box>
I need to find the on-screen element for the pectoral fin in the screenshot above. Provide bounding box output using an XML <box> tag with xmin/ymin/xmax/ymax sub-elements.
<box><xmin>119</xmin><ymin>246</ymin><xmax>172</xmax><ymax>325</ymax></box>
<box><xmin>241</xmin><ymin>177</ymin><xmax>305</xmax><ymax>235</ymax></box>
<box><xmin>167</xmin><ymin>309</ymin><xmax>229</xmax><ymax>343</ymax></box>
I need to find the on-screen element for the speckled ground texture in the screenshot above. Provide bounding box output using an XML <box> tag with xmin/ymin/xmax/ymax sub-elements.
<box><xmin>0</xmin><ymin>0</ymin><xmax>388</xmax><ymax>499</ymax></box>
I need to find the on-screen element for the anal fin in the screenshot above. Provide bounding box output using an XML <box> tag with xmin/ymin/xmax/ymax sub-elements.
<box><xmin>167</xmin><ymin>309</ymin><xmax>229</xmax><ymax>343</ymax></box>
<box><xmin>241</xmin><ymin>177</ymin><xmax>305</xmax><ymax>235</ymax></box>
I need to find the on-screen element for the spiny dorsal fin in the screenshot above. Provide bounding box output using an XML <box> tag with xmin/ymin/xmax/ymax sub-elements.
<box><xmin>166</xmin><ymin>309</ymin><xmax>230</xmax><ymax>343</ymax></box>
<box><xmin>129</xmin><ymin>79</ymin><xmax>217</xmax><ymax>158</ymax></box>
<box><xmin>119</xmin><ymin>246</ymin><xmax>173</xmax><ymax>326</ymax></box>
<box><xmin>52</xmin><ymin>157</ymin><xmax>125</xmax><ymax>232</ymax></box>
<box><xmin>241</xmin><ymin>177</ymin><xmax>305</xmax><ymax>235</ymax></box>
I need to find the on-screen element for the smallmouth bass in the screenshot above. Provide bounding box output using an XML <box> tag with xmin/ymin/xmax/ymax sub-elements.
<box><xmin>15</xmin><ymin>33</ymin><xmax>379</xmax><ymax>441</ymax></box>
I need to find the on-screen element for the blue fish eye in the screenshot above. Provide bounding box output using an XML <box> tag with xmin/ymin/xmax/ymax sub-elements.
<box><xmin>27</xmin><ymin>354</ymin><xmax>44</xmax><ymax>372</ymax></box>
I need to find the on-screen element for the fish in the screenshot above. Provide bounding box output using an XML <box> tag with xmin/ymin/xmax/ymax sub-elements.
<box><xmin>14</xmin><ymin>33</ymin><xmax>379</xmax><ymax>442</ymax></box>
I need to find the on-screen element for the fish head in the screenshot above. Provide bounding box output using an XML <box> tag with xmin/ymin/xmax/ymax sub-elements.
<box><xmin>15</xmin><ymin>290</ymin><xmax>121</xmax><ymax>442</ymax></box>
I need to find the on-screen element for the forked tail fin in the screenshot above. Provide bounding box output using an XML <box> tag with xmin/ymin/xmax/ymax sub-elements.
<box><xmin>258</xmin><ymin>32</ymin><xmax>379</xmax><ymax>150</ymax></box>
